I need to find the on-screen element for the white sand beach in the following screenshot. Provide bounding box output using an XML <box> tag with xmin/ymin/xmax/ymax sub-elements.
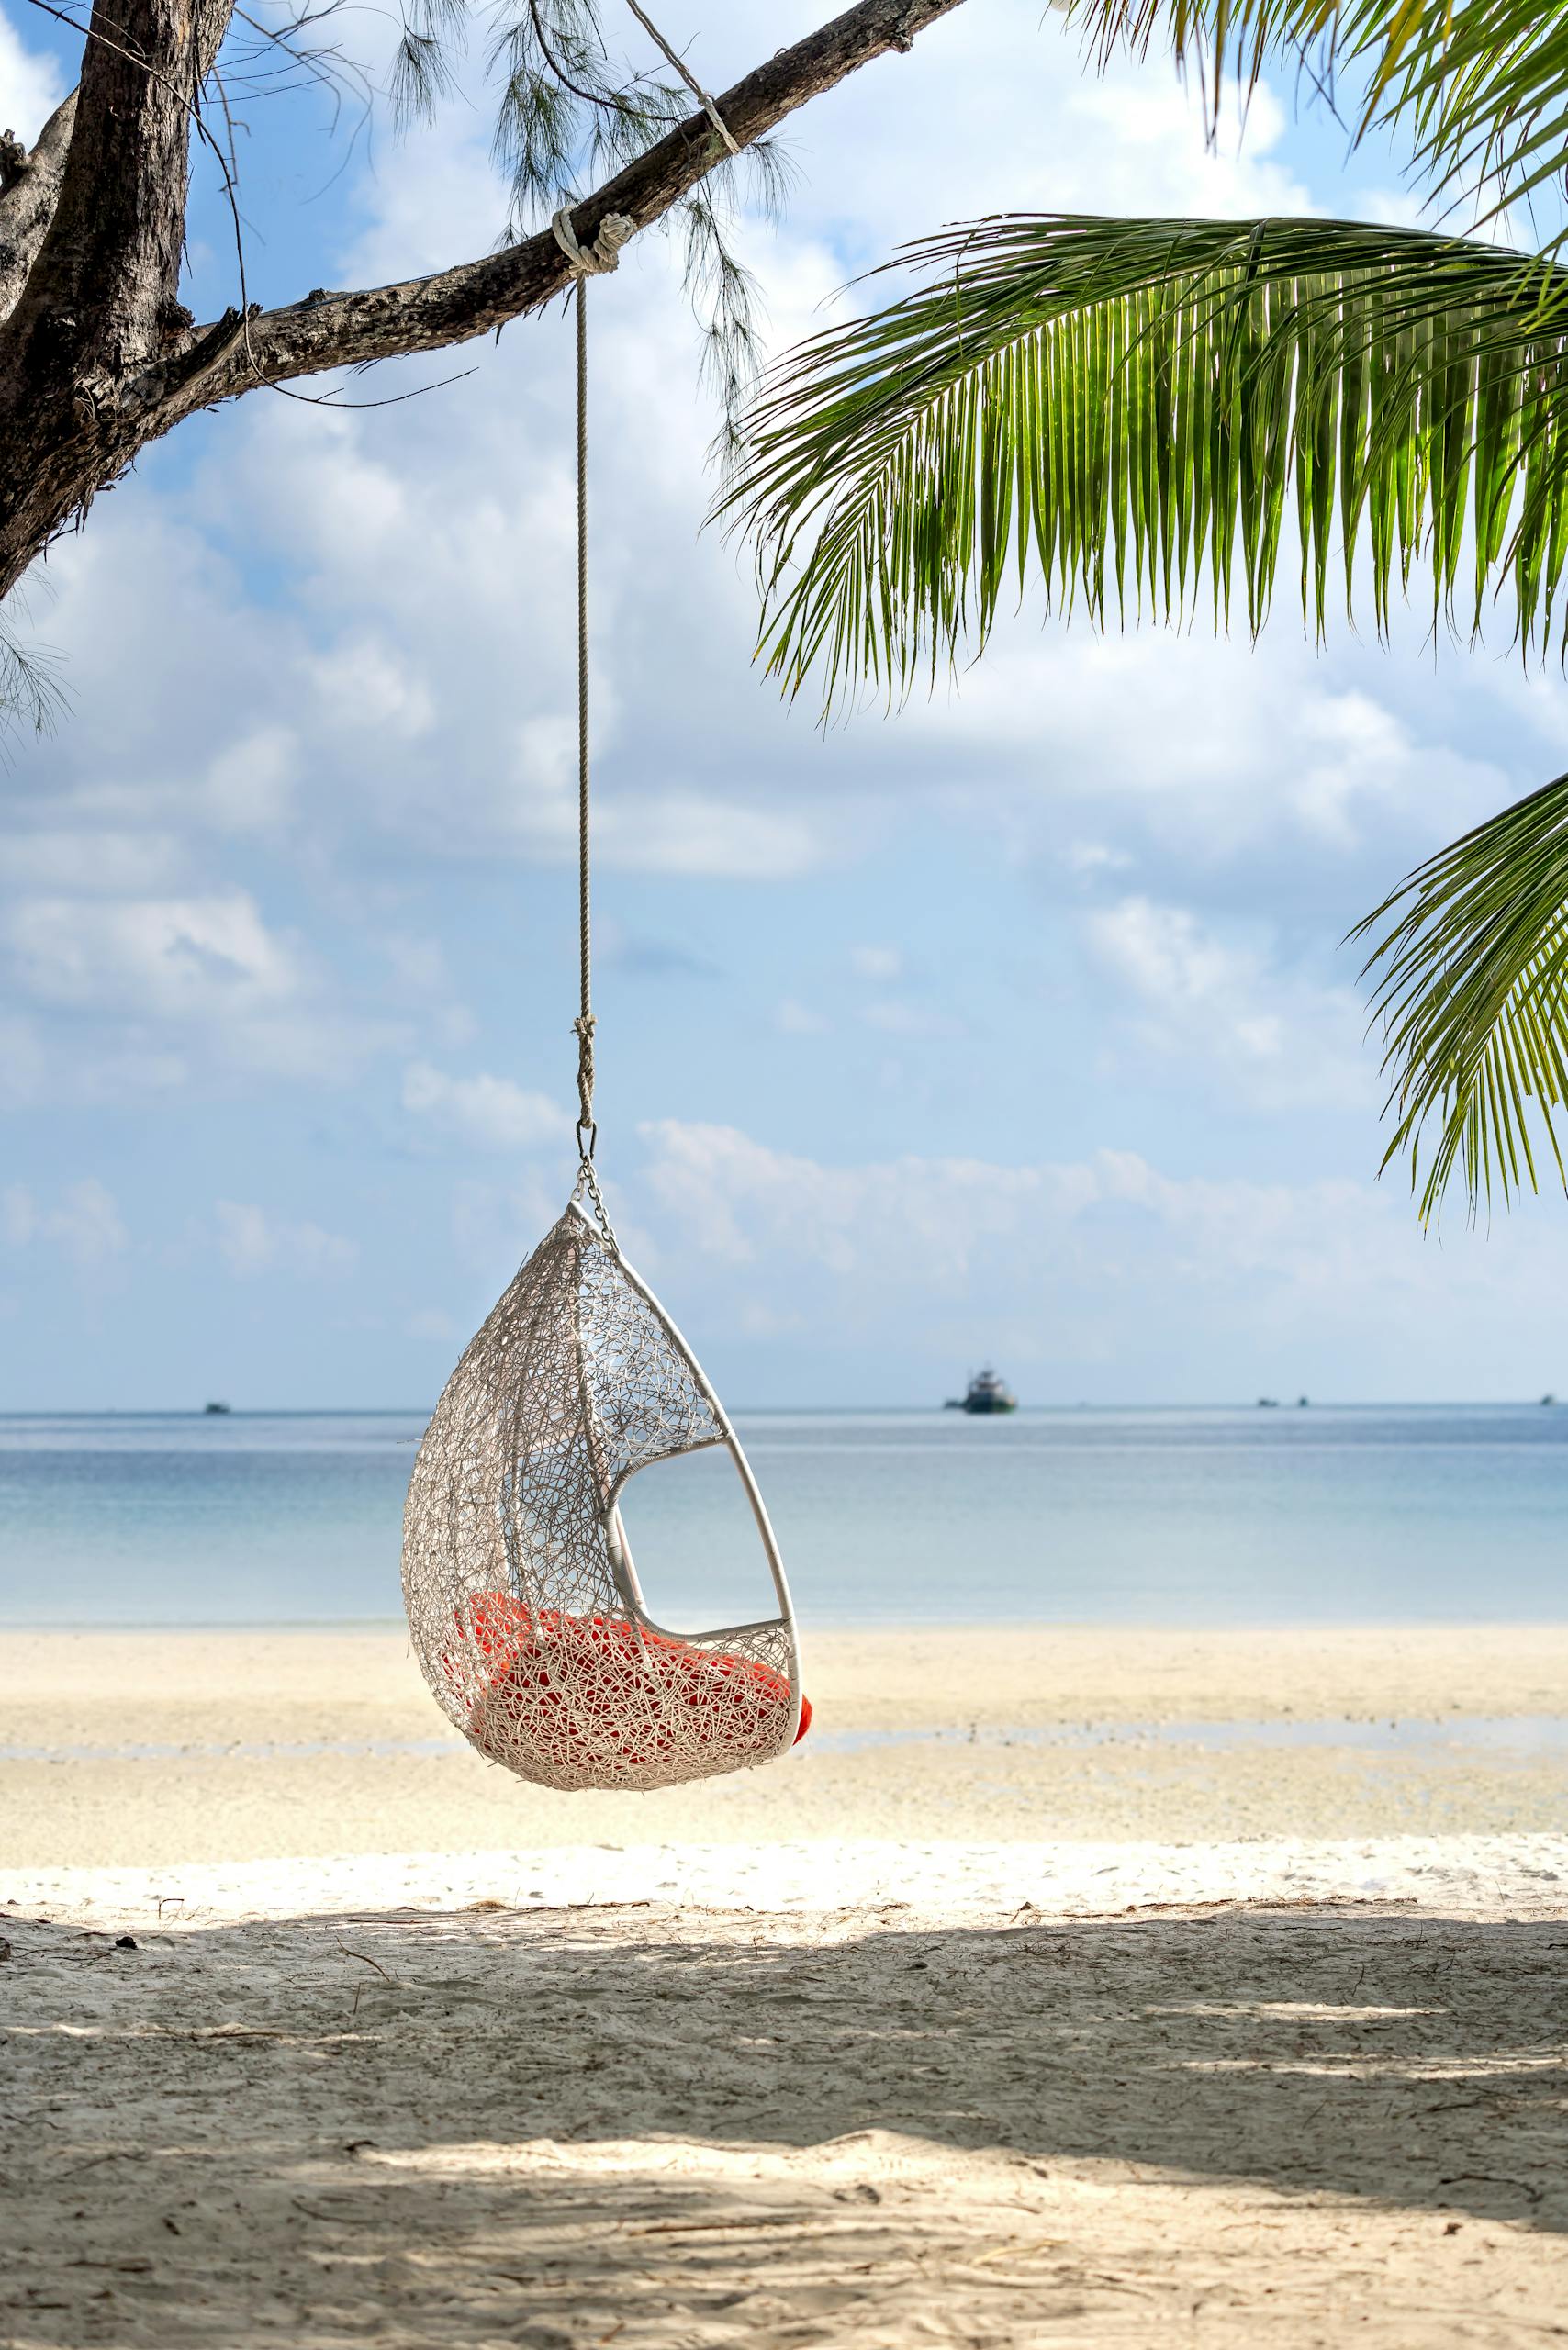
<box><xmin>6</xmin><ymin>1624</ymin><xmax>1568</xmax><ymax>2344</ymax></box>
<box><xmin>9</xmin><ymin>1620</ymin><xmax>1568</xmax><ymax>1863</ymax></box>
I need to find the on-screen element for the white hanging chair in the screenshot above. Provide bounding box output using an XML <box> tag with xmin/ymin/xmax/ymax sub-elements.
<box><xmin>402</xmin><ymin>1196</ymin><xmax>806</xmax><ymax>1792</ymax></box>
<box><xmin>402</xmin><ymin>264</ymin><xmax>806</xmax><ymax>1792</ymax></box>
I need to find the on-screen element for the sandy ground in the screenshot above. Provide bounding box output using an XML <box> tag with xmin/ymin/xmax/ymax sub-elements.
<box><xmin>6</xmin><ymin>1623</ymin><xmax>1568</xmax><ymax>1863</ymax></box>
<box><xmin>6</xmin><ymin>1847</ymin><xmax>1568</xmax><ymax>2347</ymax></box>
<box><xmin>6</xmin><ymin>1627</ymin><xmax>1568</xmax><ymax>2345</ymax></box>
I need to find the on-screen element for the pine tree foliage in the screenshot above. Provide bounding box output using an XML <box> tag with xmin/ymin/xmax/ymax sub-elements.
<box><xmin>424</xmin><ymin>0</ymin><xmax>790</xmax><ymax>436</ymax></box>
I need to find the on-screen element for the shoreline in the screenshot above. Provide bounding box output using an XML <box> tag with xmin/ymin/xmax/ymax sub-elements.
<box><xmin>17</xmin><ymin>1828</ymin><xmax>1568</xmax><ymax>1926</ymax></box>
<box><xmin>7</xmin><ymin>1623</ymin><xmax>1568</xmax><ymax>1867</ymax></box>
<box><xmin>7</xmin><ymin>1607</ymin><xmax>1568</xmax><ymax>1630</ymax></box>
<box><xmin>9</xmin><ymin>1618</ymin><xmax>1568</xmax><ymax>1710</ymax></box>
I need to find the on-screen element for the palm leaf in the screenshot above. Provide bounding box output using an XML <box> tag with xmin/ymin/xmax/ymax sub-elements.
<box><xmin>1067</xmin><ymin>0</ymin><xmax>1568</xmax><ymax>241</ymax></box>
<box><xmin>1355</xmin><ymin>770</ymin><xmax>1568</xmax><ymax>1218</ymax></box>
<box><xmin>724</xmin><ymin>212</ymin><xmax>1568</xmax><ymax>711</ymax></box>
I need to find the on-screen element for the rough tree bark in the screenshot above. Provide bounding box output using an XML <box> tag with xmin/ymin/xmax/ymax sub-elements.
<box><xmin>0</xmin><ymin>94</ymin><xmax>76</xmax><ymax>324</ymax></box>
<box><xmin>0</xmin><ymin>0</ymin><xmax>969</xmax><ymax>605</ymax></box>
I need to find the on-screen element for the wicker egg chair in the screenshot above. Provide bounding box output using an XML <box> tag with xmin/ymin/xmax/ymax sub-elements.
<box><xmin>402</xmin><ymin>1199</ymin><xmax>806</xmax><ymax>1792</ymax></box>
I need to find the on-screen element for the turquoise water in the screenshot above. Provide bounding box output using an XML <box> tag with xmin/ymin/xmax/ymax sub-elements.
<box><xmin>0</xmin><ymin>1404</ymin><xmax>1565</xmax><ymax>1628</ymax></box>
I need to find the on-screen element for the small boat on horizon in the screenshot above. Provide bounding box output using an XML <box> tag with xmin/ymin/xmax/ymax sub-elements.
<box><xmin>945</xmin><ymin>1368</ymin><xmax>1018</xmax><ymax>1416</ymax></box>
<box><xmin>204</xmin><ymin>1400</ymin><xmax>231</xmax><ymax>1416</ymax></box>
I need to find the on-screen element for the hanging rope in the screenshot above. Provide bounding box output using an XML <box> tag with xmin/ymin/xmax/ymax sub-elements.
<box><xmin>543</xmin><ymin>60</ymin><xmax>734</xmax><ymax>1218</ymax></box>
<box><xmin>622</xmin><ymin>1</ymin><xmax>741</xmax><ymax>156</ymax></box>
<box><xmin>571</xmin><ymin>276</ymin><xmax>594</xmax><ymax>1159</ymax></box>
<box><xmin>552</xmin><ymin>206</ymin><xmax>632</xmax><ymax>1254</ymax></box>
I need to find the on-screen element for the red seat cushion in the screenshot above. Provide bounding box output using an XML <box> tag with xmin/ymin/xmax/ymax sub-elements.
<box><xmin>443</xmin><ymin>1592</ymin><xmax>809</xmax><ymax>1779</ymax></box>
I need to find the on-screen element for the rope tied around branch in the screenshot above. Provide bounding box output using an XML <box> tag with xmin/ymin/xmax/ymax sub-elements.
<box><xmin>551</xmin><ymin>206</ymin><xmax>635</xmax><ymax>275</ymax></box>
<box><xmin>623</xmin><ymin>1</ymin><xmax>742</xmax><ymax>156</ymax></box>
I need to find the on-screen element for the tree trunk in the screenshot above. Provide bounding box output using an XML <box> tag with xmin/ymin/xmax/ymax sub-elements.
<box><xmin>0</xmin><ymin>0</ymin><xmax>969</xmax><ymax>605</ymax></box>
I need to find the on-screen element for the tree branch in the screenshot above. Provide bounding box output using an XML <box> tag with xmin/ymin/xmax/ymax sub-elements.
<box><xmin>0</xmin><ymin>0</ymin><xmax>968</xmax><ymax>607</ymax></box>
<box><xmin>147</xmin><ymin>0</ymin><xmax>966</xmax><ymax>422</ymax></box>
<box><xmin>0</xmin><ymin>92</ymin><xmax>77</xmax><ymax>325</ymax></box>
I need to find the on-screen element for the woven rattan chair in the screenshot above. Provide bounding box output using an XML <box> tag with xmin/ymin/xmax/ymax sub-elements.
<box><xmin>402</xmin><ymin>1201</ymin><xmax>807</xmax><ymax>1791</ymax></box>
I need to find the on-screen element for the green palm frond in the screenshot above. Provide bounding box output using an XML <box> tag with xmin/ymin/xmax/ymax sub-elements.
<box><xmin>724</xmin><ymin>212</ymin><xmax>1568</xmax><ymax>712</ymax></box>
<box><xmin>1068</xmin><ymin>0</ymin><xmax>1568</xmax><ymax>238</ymax></box>
<box><xmin>1355</xmin><ymin>770</ymin><xmax>1568</xmax><ymax>1218</ymax></box>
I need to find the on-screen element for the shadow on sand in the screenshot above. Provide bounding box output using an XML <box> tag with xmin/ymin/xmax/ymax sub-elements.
<box><xmin>7</xmin><ymin>1897</ymin><xmax>1568</xmax><ymax>2344</ymax></box>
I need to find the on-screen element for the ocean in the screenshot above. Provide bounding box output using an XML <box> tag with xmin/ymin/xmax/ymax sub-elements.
<box><xmin>1</xmin><ymin>1403</ymin><xmax>1564</xmax><ymax>1630</ymax></box>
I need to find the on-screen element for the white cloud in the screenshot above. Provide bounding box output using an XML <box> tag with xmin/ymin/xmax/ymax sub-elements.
<box><xmin>1065</xmin><ymin>841</ymin><xmax>1132</xmax><ymax>878</ymax></box>
<box><xmin>1084</xmin><ymin>895</ymin><xmax>1372</xmax><ymax>1110</ymax></box>
<box><xmin>56</xmin><ymin>1181</ymin><xmax>128</xmax><ymax>1271</ymax></box>
<box><xmin>757</xmin><ymin>1</ymin><xmax>1313</xmax><ymax>263</ymax></box>
<box><xmin>860</xmin><ymin>999</ymin><xmax>966</xmax><ymax>1040</ymax></box>
<box><xmin>0</xmin><ymin>880</ymin><xmax>405</xmax><ymax>1088</ymax></box>
<box><xmin>1</xmin><ymin>1184</ymin><xmax>34</xmax><ymax>1246</ymax></box>
<box><xmin>450</xmin><ymin>1173</ymin><xmax>567</xmax><ymax>1274</ymax></box>
<box><xmin>4</xmin><ymin>832</ymin><xmax>190</xmax><ymax>894</ymax></box>
<box><xmin>776</xmin><ymin>998</ymin><xmax>830</xmax><ymax>1036</ymax></box>
<box><xmin>3</xmin><ymin>1179</ymin><xmax>129</xmax><ymax>1270</ymax></box>
<box><xmin>1281</xmin><ymin>692</ymin><xmax>1418</xmax><ymax>851</ymax></box>
<box><xmin>306</xmin><ymin>639</ymin><xmax>435</xmax><ymax>744</ymax></box>
<box><xmin>1065</xmin><ymin>73</ymin><xmax>1311</xmax><ymax>217</ymax></box>
<box><xmin>637</xmin><ymin>1120</ymin><xmax>1098</xmax><ymax>1284</ymax></box>
<box><xmin>851</xmin><ymin>945</ymin><xmax>903</xmax><ymax>981</ymax></box>
<box><xmin>2</xmin><ymin>892</ymin><xmax>301</xmax><ymax>1018</ymax></box>
<box><xmin>402</xmin><ymin>1061</ymin><xmax>572</xmax><ymax>1153</ymax></box>
<box><xmin>0</xmin><ymin>6</ymin><xmax>65</xmax><ymax>142</ymax></box>
<box><xmin>0</xmin><ymin>1009</ymin><xmax>187</xmax><ymax>1105</ymax></box>
<box><xmin>0</xmin><ymin>1016</ymin><xmax>48</xmax><ymax>1105</ymax></box>
<box><xmin>626</xmin><ymin>1119</ymin><xmax>1568</xmax><ymax>1398</ymax></box>
<box><xmin>214</xmin><ymin>1203</ymin><xmax>358</xmax><ymax>1279</ymax></box>
<box><xmin>380</xmin><ymin>935</ymin><xmax>452</xmax><ymax>996</ymax></box>
<box><xmin>204</xmin><ymin>728</ymin><xmax>299</xmax><ymax>834</ymax></box>
<box><xmin>596</xmin><ymin>791</ymin><xmax>828</xmax><ymax>881</ymax></box>
<box><xmin>1090</xmin><ymin>896</ymin><xmax>1244</xmax><ymax>1010</ymax></box>
<box><xmin>910</xmin><ymin>630</ymin><xmax>1511</xmax><ymax>918</ymax></box>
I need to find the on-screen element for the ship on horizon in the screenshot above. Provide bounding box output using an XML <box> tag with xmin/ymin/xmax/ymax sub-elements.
<box><xmin>945</xmin><ymin>1367</ymin><xmax>1018</xmax><ymax>1415</ymax></box>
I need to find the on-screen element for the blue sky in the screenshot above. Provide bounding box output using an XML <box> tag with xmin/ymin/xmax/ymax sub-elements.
<box><xmin>6</xmin><ymin>0</ymin><xmax>1568</xmax><ymax>1409</ymax></box>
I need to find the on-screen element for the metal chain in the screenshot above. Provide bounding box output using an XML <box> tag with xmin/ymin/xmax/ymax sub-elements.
<box><xmin>573</xmin><ymin>1149</ymin><xmax>620</xmax><ymax>1254</ymax></box>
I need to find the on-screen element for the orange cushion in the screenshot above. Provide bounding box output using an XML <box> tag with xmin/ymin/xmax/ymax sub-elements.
<box><xmin>443</xmin><ymin>1593</ymin><xmax>810</xmax><ymax>1776</ymax></box>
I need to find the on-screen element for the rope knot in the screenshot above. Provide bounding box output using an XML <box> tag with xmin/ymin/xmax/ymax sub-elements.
<box><xmin>552</xmin><ymin>207</ymin><xmax>634</xmax><ymax>276</ymax></box>
<box><xmin>572</xmin><ymin>1011</ymin><xmax>597</xmax><ymax>1144</ymax></box>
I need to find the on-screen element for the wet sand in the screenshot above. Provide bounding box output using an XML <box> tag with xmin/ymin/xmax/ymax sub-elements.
<box><xmin>5</xmin><ymin>1622</ymin><xmax>1568</xmax><ymax>1864</ymax></box>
